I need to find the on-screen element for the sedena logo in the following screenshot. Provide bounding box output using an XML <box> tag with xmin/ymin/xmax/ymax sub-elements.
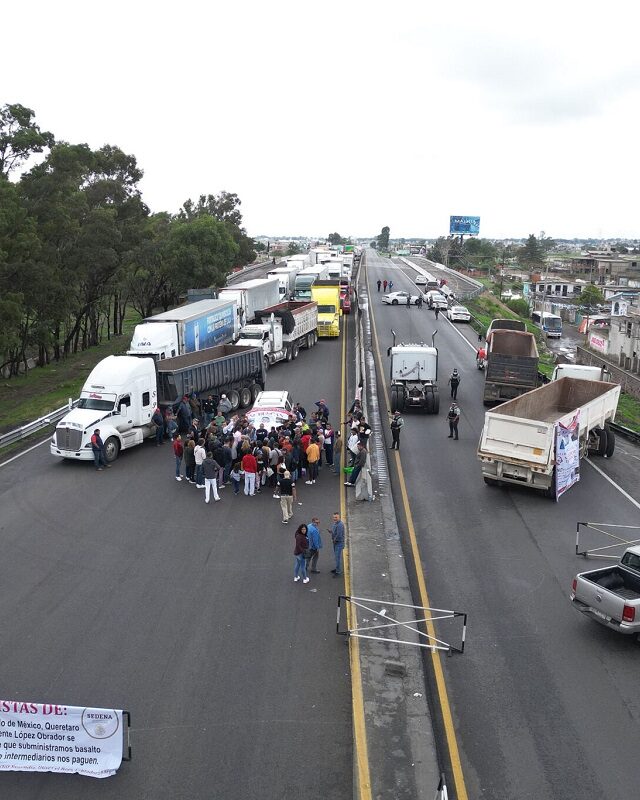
<box><xmin>81</xmin><ymin>708</ymin><xmax>120</xmax><ymax>739</ymax></box>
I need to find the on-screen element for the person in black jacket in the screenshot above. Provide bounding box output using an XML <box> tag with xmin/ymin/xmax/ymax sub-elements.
<box><xmin>203</xmin><ymin>452</ymin><xmax>222</xmax><ymax>503</ymax></box>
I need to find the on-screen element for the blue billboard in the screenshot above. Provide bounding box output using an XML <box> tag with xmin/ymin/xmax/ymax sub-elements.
<box><xmin>184</xmin><ymin>305</ymin><xmax>236</xmax><ymax>352</ymax></box>
<box><xmin>450</xmin><ymin>216</ymin><xmax>480</xmax><ymax>235</ymax></box>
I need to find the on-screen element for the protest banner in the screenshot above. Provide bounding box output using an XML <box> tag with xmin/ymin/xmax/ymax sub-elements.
<box><xmin>555</xmin><ymin>411</ymin><xmax>581</xmax><ymax>499</ymax></box>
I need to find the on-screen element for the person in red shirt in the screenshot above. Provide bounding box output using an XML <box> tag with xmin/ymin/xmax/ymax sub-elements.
<box><xmin>173</xmin><ymin>437</ymin><xmax>184</xmax><ymax>481</ymax></box>
<box><xmin>241</xmin><ymin>451</ymin><xmax>258</xmax><ymax>496</ymax></box>
<box><xmin>300</xmin><ymin>431</ymin><xmax>312</xmax><ymax>479</ymax></box>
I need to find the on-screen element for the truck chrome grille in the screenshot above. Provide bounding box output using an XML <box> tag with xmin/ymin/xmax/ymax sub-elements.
<box><xmin>56</xmin><ymin>426</ymin><xmax>83</xmax><ymax>451</ymax></box>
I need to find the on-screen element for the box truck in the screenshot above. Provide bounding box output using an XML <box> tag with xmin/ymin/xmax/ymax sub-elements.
<box><xmin>266</xmin><ymin>266</ymin><xmax>300</xmax><ymax>299</ymax></box>
<box><xmin>218</xmin><ymin>278</ymin><xmax>280</xmax><ymax>325</ymax></box>
<box><xmin>128</xmin><ymin>299</ymin><xmax>239</xmax><ymax>361</ymax></box>
<box><xmin>51</xmin><ymin>347</ymin><xmax>265</xmax><ymax>463</ymax></box>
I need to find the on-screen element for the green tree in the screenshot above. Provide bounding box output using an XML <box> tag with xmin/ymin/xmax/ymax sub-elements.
<box><xmin>287</xmin><ymin>241</ymin><xmax>301</xmax><ymax>256</ymax></box>
<box><xmin>167</xmin><ymin>216</ymin><xmax>239</xmax><ymax>297</ymax></box>
<box><xmin>574</xmin><ymin>284</ymin><xmax>604</xmax><ymax>311</ymax></box>
<box><xmin>377</xmin><ymin>226</ymin><xmax>390</xmax><ymax>251</ymax></box>
<box><xmin>328</xmin><ymin>232</ymin><xmax>343</xmax><ymax>246</ymax></box>
<box><xmin>178</xmin><ymin>191</ymin><xmax>255</xmax><ymax>267</ymax></box>
<box><xmin>0</xmin><ymin>103</ymin><xmax>54</xmax><ymax>177</ymax></box>
<box><xmin>519</xmin><ymin>234</ymin><xmax>545</xmax><ymax>269</ymax></box>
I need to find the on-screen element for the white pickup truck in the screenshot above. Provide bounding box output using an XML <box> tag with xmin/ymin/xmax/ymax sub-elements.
<box><xmin>477</xmin><ymin>377</ymin><xmax>620</xmax><ymax>498</ymax></box>
<box><xmin>570</xmin><ymin>547</ymin><xmax>640</xmax><ymax>638</ymax></box>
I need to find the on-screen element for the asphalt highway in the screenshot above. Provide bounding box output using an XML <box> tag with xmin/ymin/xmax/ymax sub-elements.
<box><xmin>0</xmin><ymin>330</ymin><xmax>351</xmax><ymax>798</ymax></box>
<box><xmin>366</xmin><ymin>250</ymin><xmax>640</xmax><ymax>800</ymax></box>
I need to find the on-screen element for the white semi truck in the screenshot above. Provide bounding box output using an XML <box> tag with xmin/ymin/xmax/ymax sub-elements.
<box><xmin>266</xmin><ymin>265</ymin><xmax>300</xmax><ymax>299</ymax></box>
<box><xmin>234</xmin><ymin>301</ymin><xmax>318</xmax><ymax>370</ymax></box>
<box><xmin>128</xmin><ymin>298</ymin><xmax>239</xmax><ymax>361</ymax></box>
<box><xmin>387</xmin><ymin>330</ymin><xmax>440</xmax><ymax>413</ymax></box>
<box><xmin>477</xmin><ymin>377</ymin><xmax>620</xmax><ymax>498</ymax></box>
<box><xmin>218</xmin><ymin>277</ymin><xmax>280</xmax><ymax>325</ymax></box>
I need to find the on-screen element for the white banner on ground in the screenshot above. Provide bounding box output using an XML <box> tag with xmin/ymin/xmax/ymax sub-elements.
<box><xmin>0</xmin><ymin>700</ymin><xmax>124</xmax><ymax>778</ymax></box>
<box><xmin>555</xmin><ymin>411</ymin><xmax>581</xmax><ymax>500</ymax></box>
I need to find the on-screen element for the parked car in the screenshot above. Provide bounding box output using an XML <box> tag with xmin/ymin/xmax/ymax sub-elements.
<box><xmin>382</xmin><ymin>291</ymin><xmax>421</xmax><ymax>306</ymax></box>
<box><xmin>246</xmin><ymin>390</ymin><xmax>294</xmax><ymax>430</ymax></box>
<box><xmin>424</xmin><ymin>290</ymin><xmax>448</xmax><ymax>310</ymax></box>
<box><xmin>447</xmin><ymin>305</ymin><xmax>471</xmax><ymax>322</ymax></box>
<box><xmin>415</xmin><ymin>275</ymin><xmax>428</xmax><ymax>286</ymax></box>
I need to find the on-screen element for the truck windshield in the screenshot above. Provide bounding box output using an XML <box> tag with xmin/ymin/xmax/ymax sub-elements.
<box><xmin>77</xmin><ymin>398</ymin><xmax>115</xmax><ymax>411</ymax></box>
<box><xmin>318</xmin><ymin>304</ymin><xmax>336</xmax><ymax>313</ymax></box>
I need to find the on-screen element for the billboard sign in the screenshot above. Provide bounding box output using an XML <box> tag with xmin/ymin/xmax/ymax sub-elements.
<box><xmin>450</xmin><ymin>216</ymin><xmax>480</xmax><ymax>235</ymax></box>
<box><xmin>0</xmin><ymin>700</ymin><xmax>128</xmax><ymax>778</ymax></box>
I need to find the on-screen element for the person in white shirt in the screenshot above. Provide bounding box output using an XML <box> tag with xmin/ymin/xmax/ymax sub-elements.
<box><xmin>194</xmin><ymin>439</ymin><xmax>206</xmax><ymax>487</ymax></box>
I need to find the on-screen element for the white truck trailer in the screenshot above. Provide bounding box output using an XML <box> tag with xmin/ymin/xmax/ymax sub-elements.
<box><xmin>477</xmin><ymin>377</ymin><xmax>621</xmax><ymax>498</ymax></box>
<box><xmin>234</xmin><ymin>301</ymin><xmax>318</xmax><ymax>370</ymax></box>
<box><xmin>266</xmin><ymin>265</ymin><xmax>300</xmax><ymax>299</ymax></box>
<box><xmin>218</xmin><ymin>277</ymin><xmax>280</xmax><ymax>325</ymax></box>
<box><xmin>127</xmin><ymin>298</ymin><xmax>239</xmax><ymax>360</ymax></box>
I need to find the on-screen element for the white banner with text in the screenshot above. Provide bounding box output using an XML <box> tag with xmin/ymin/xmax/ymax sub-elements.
<box><xmin>0</xmin><ymin>700</ymin><xmax>125</xmax><ymax>778</ymax></box>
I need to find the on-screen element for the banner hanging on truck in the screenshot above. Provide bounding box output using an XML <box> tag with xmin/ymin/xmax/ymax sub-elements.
<box><xmin>0</xmin><ymin>700</ymin><xmax>127</xmax><ymax>779</ymax></box>
<box><xmin>555</xmin><ymin>411</ymin><xmax>581</xmax><ymax>499</ymax></box>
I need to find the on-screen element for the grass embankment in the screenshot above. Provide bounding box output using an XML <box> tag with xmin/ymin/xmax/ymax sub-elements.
<box><xmin>465</xmin><ymin>291</ymin><xmax>640</xmax><ymax>432</ymax></box>
<box><xmin>0</xmin><ymin>311</ymin><xmax>141</xmax><ymax>435</ymax></box>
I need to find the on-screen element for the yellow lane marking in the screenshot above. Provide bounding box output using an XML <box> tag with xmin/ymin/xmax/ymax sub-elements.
<box><xmin>341</xmin><ymin>313</ymin><xmax>373</xmax><ymax>799</ymax></box>
<box><xmin>366</xmin><ymin>259</ymin><xmax>469</xmax><ymax>800</ymax></box>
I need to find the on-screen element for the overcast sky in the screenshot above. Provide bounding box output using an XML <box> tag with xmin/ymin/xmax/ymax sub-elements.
<box><xmin>4</xmin><ymin>0</ymin><xmax>639</xmax><ymax>240</ymax></box>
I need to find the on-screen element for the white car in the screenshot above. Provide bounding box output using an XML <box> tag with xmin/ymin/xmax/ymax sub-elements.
<box><xmin>247</xmin><ymin>390</ymin><xmax>293</xmax><ymax>430</ymax></box>
<box><xmin>447</xmin><ymin>305</ymin><xmax>471</xmax><ymax>322</ymax></box>
<box><xmin>382</xmin><ymin>291</ymin><xmax>421</xmax><ymax>305</ymax></box>
<box><xmin>415</xmin><ymin>275</ymin><xmax>428</xmax><ymax>286</ymax></box>
<box><xmin>424</xmin><ymin>290</ymin><xmax>448</xmax><ymax>310</ymax></box>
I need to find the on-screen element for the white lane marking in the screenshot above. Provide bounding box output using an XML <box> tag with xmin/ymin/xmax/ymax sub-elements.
<box><xmin>585</xmin><ymin>458</ymin><xmax>640</xmax><ymax>511</ymax></box>
<box><xmin>0</xmin><ymin>437</ymin><xmax>50</xmax><ymax>467</ymax></box>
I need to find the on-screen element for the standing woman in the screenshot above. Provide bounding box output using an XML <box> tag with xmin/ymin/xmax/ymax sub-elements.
<box><xmin>184</xmin><ymin>438</ymin><xmax>196</xmax><ymax>483</ymax></box>
<box><xmin>294</xmin><ymin>524</ymin><xmax>310</xmax><ymax>584</ymax></box>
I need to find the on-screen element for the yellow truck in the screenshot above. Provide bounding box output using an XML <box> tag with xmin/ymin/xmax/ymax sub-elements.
<box><xmin>311</xmin><ymin>280</ymin><xmax>341</xmax><ymax>337</ymax></box>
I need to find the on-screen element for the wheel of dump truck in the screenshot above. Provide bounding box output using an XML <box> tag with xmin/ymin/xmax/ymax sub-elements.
<box><xmin>397</xmin><ymin>391</ymin><xmax>405</xmax><ymax>412</ymax></box>
<box><xmin>292</xmin><ymin>343</ymin><xmax>299</xmax><ymax>359</ymax></box>
<box><xmin>263</xmin><ymin>356</ymin><xmax>269</xmax><ymax>373</ymax></box>
<box><xmin>250</xmin><ymin>383</ymin><xmax>261</xmax><ymax>402</ymax></box>
<box><xmin>228</xmin><ymin>390</ymin><xmax>240</xmax><ymax>410</ymax></box>
<box><xmin>239</xmin><ymin>387</ymin><xmax>252</xmax><ymax>408</ymax></box>
<box><xmin>597</xmin><ymin>428</ymin><xmax>608</xmax><ymax>457</ymax></box>
<box><xmin>390</xmin><ymin>386</ymin><xmax>398</xmax><ymax>413</ymax></box>
<box><xmin>604</xmin><ymin>426</ymin><xmax>615</xmax><ymax>457</ymax></box>
<box><xmin>544</xmin><ymin>472</ymin><xmax>557</xmax><ymax>500</ymax></box>
<box><xmin>286</xmin><ymin>346</ymin><xmax>293</xmax><ymax>362</ymax></box>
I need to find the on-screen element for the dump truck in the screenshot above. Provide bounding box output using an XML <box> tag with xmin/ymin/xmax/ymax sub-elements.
<box><xmin>51</xmin><ymin>346</ymin><xmax>264</xmax><ymax>463</ymax></box>
<box><xmin>477</xmin><ymin>377</ymin><xmax>621</xmax><ymax>498</ymax></box>
<box><xmin>311</xmin><ymin>280</ymin><xmax>341</xmax><ymax>337</ymax></box>
<box><xmin>127</xmin><ymin>298</ymin><xmax>239</xmax><ymax>360</ymax></box>
<box><xmin>483</xmin><ymin>329</ymin><xmax>539</xmax><ymax>404</ymax></box>
<box><xmin>234</xmin><ymin>301</ymin><xmax>318</xmax><ymax>369</ymax></box>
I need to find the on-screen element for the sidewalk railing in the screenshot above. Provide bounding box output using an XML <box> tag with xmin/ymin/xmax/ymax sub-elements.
<box><xmin>0</xmin><ymin>399</ymin><xmax>77</xmax><ymax>451</ymax></box>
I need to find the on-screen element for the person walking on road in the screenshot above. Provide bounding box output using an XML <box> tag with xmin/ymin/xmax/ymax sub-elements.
<box><xmin>388</xmin><ymin>280</ymin><xmax>394</xmax><ymax>291</ymax></box>
<box><xmin>294</xmin><ymin>524</ymin><xmax>310</xmax><ymax>584</ymax></box>
<box><xmin>434</xmin><ymin>306</ymin><xmax>440</xmax><ymax>320</ymax></box>
<box><xmin>448</xmin><ymin>368</ymin><xmax>460</xmax><ymax>399</ymax></box>
<box><xmin>383</xmin><ymin>279</ymin><xmax>388</xmax><ymax>292</ymax></box>
<box><xmin>330</xmin><ymin>512</ymin><xmax>345</xmax><ymax>577</ymax></box>
<box><xmin>279</xmin><ymin>470</ymin><xmax>296</xmax><ymax>524</ymax></box>
<box><xmin>173</xmin><ymin>436</ymin><xmax>184</xmax><ymax>481</ymax></box>
<box><xmin>447</xmin><ymin>403</ymin><xmax>460</xmax><ymax>440</ymax></box>
<box><xmin>390</xmin><ymin>410</ymin><xmax>404</xmax><ymax>450</ymax></box>
<box><xmin>377</xmin><ymin>279</ymin><xmax>382</xmax><ymax>292</ymax></box>
<box><xmin>306</xmin><ymin>517</ymin><xmax>323</xmax><ymax>573</ymax></box>
<box><xmin>242</xmin><ymin>449</ymin><xmax>258</xmax><ymax>496</ymax></box>
<box><xmin>203</xmin><ymin>452</ymin><xmax>221</xmax><ymax>503</ymax></box>
<box><xmin>91</xmin><ymin>429</ymin><xmax>109</xmax><ymax>471</ymax></box>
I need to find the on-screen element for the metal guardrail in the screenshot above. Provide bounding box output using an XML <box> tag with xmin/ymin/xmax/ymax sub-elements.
<box><xmin>0</xmin><ymin>399</ymin><xmax>77</xmax><ymax>451</ymax></box>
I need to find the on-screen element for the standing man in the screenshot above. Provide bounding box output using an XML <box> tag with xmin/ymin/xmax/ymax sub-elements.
<box><xmin>448</xmin><ymin>368</ymin><xmax>460</xmax><ymax>399</ymax></box>
<box><xmin>279</xmin><ymin>470</ymin><xmax>296</xmax><ymax>523</ymax></box>
<box><xmin>330</xmin><ymin>512</ymin><xmax>345</xmax><ymax>577</ymax></box>
<box><xmin>389</xmin><ymin>410</ymin><xmax>404</xmax><ymax>450</ymax></box>
<box><xmin>90</xmin><ymin>429</ymin><xmax>109</xmax><ymax>471</ymax></box>
<box><xmin>388</xmin><ymin>280</ymin><xmax>394</xmax><ymax>291</ymax></box>
<box><xmin>377</xmin><ymin>279</ymin><xmax>382</xmax><ymax>292</ymax></box>
<box><xmin>306</xmin><ymin>517</ymin><xmax>323</xmax><ymax>573</ymax></box>
<box><xmin>219</xmin><ymin>394</ymin><xmax>233</xmax><ymax>417</ymax></box>
<box><xmin>447</xmin><ymin>402</ymin><xmax>460</xmax><ymax>440</ymax></box>
<box><xmin>383</xmin><ymin>279</ymin><xmax>388</xmax><ymax>292</ymax></box>
<box><xmin>203</xmin><ymin>451</ymin><xmax>221</xmax><ymax>503</ymax></box>
<box><xmin>332</xmin><ymin>427</ymin><xmax>343</xmax><ymax>475</ymax></box>
<box><xmin>345</xmin><ymin>442</ymin><xmax>367</xmax><ymax>487</ymax></box>
<box><xmin>194</xmin><ymin>438</ymin><xmax>207</xmax><ymax>487</ymax></box>
<box><xmin>416</xmin><ymin>294</ymin><xmax>423</xmax><ymax>309</ymax></box>
<box><xmin>315</xmin><ymin>398</ymin><xmax>329</xmax><ymax>421</ymax></box>
<box><xmin>434</xmin><ymin>306</ymin><xmax>440</xmax><ymax>320</ymax></box>
<box><xmin>173</xmin><ymin>436</ymin><xmax>184</xmax><ymax>481</ymax></box>
<box><xmin>242</xmin><ymin>449</ymin><xmax>258</xmax><ymax>496</ymax></box>
<box><xmin>305</xmin><ymin>437</ymin><xmax>320</xmax><ymax>484</ymax></box>
<box><xmin>152</xmin><ymin>406</ymin><xmax>165</xmax><ymax>445</ymax></box>
<box><xmin>202</xmin><ymin>395</ymin><xmax>215</xmax><ymax>427</ymax></box>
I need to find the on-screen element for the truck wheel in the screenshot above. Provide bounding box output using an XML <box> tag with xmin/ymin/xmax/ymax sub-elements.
<box><xmin>397</xmin><ymin>391</ymin><xmax>405</xmax><ymax>412</ymax></box>
<box><xmin>292</xmin><ymin>343</ymin><xmax>299</xmax><ymax>359</ymax></box>
<box><xmin>432</xmin><ymin>390</ymin><xmax>440</xmax><ymax>414</ymax></box>
<box><xmin>263</xmin><ymin>356</ymin><xmax>269</xmax><ymax>373</ymax></box>
<box><xmin>390</xmin><ymin>387</ymin><xmax>398</xmax><ymax>413</ymax></box>
<box><xmin>425</xmin><ymin>393</ymin><xmax>434</xmax><ymax>414</ymax></box>
<box><xmin>313</xmin><ymin>331</ymin><xmax>318</xmax><ymax>346</ymax></box>
<box><xmin>306</xmin><ymin>333</ymin><xmax>313</xmax><ymax>349</ymax></box>
<box><xmin>596</xmin><ymin>428</ymin><xmax>608</xmax><ymax>457</ymax></box>
<box><xmin>239</xmin><ymin>387</ymin><xmax>252</xmax><ymax>408</ymax></box>
<box><xmin>544</xmin><ymin>472</ymin><xmax>557</xmax><ymax>500</ymax></box>
<box><xmin>286</xmin><ymin>346</ymin><xmax>293</xmax><ymax>362</ymax></box>
<box><xmin>104</xmin><ymin>436</ymin><xmax>120</xmax><ymax>463</ymax></box>
<box><xmin>228</xmin><ymin>390</ymin><xmax>240</xmax><ymax>411</ymax></box>
<box><xmin>483</xmin><ymin>476</ymin><xmax>498</xmax><ymax>486</ymax></box>
<box><xmin>604</xmin><ymin>426</ymin><xmax>615</xmax><ymax>457</ymax></box>
<box><xmin>250</xmin><ymin>383</ymin><xmax>261</xmax><ymax>402</ymax></box>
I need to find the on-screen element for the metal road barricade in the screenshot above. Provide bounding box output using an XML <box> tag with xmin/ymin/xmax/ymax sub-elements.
<box><xmin>0</xmin><ymin>398</ymin><xmax>77</xmax><ymax>451</ymax></box>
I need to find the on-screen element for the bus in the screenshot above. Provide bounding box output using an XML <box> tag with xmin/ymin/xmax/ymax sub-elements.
<box><xmin>531</xmin><ymin>310</ymin><xmax>562</xmax><ymax>338</ymax></box>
